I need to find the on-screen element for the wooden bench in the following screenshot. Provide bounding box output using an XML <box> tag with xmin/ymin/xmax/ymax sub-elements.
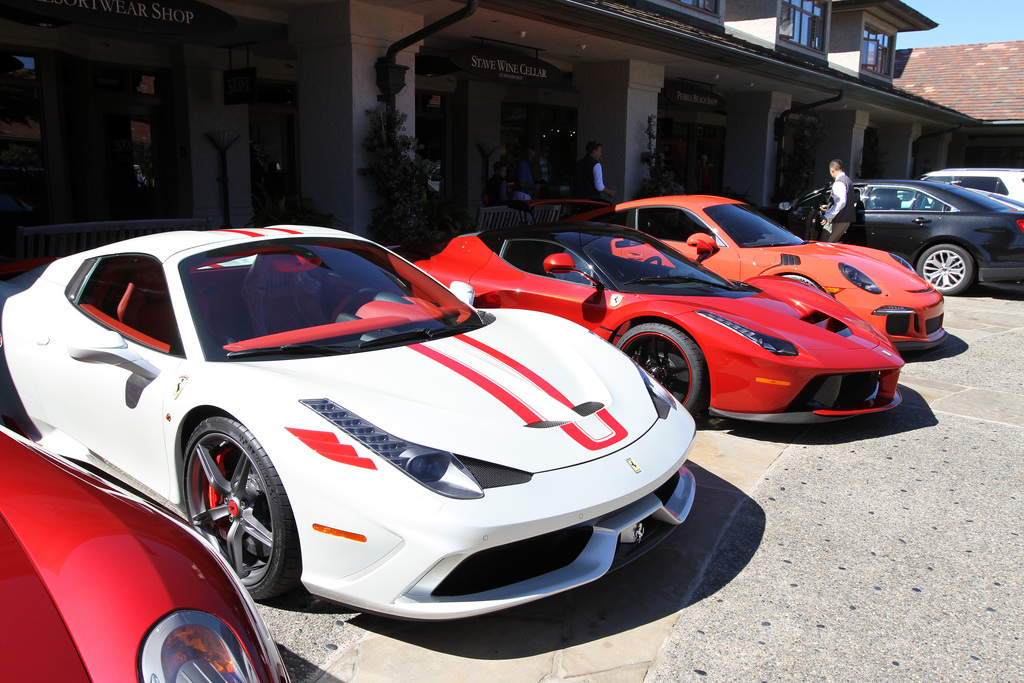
<box><xmin>15</xmin><ymin>217</ymin><xmax>212</xmax><ymax>260</ymax></box>
<box><xmin>475</xmin><ymin>204</ymin><xmax>562</xmax><ymax>231</ymax></box>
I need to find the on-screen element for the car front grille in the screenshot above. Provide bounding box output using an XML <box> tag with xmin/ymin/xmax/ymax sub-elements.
<box><xmin>926</xmin><ymin>313</ymin><xmax>944</xmax><ymax>334</ymax></box>
<box><xmin>789</xmin><ymin>371</ymin><xmax>881</xmax><ymax>411</ymax></box>
<box><xmin>432</xmin><ymin>526</ymin><xmax>594</xmax><ymax>597</ymax></box>
<box><xmin>885</xmin><ymin>313</ymin><xmax>912</xmax><ymax>336</ymax></box>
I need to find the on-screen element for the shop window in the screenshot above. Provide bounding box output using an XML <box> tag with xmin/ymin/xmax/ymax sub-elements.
<box><xmin>0</xmin><ymin>51</ymin><xmax>47</xmax><ymax>256</ymax></box>
<box><xmin>862</xmin><ymin>26</ymin><xmax>893</xmax><ymax>76</ymax></box>
<box><xmin>779</xmin><ymin>0</ymin><xmax>826</xmax><ymax>52</ymax></box>
<box><xmin>501</xmin><ymin>103</ymin><xmax>577</xmax><ymax>199</ymax></box>
<box><xmin>675</xmin><ymin>0</ymin><xmax>718</xmax><ymax>12</ymax></box>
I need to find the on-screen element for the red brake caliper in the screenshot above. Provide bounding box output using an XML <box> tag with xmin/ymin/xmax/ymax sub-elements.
<box><xmin>204</xmin><ymin>446</ymin><xmax>231</xmax><ymax>521</ymax></box>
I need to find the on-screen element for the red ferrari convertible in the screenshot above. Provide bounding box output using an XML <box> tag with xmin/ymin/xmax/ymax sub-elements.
<box><xmin>407</xmin><ymin>224</ymin><xmax>904</xmax><ymax>423</ymax></box>
<box><xmin>0</xmin><ymin>428</ymin><xmax>289</xmax><ymax>682</ymax></box>
<box><xmin>569</xmin><ymin>195</ymin><xmax>946</xmax><ymax>351</ymax></box>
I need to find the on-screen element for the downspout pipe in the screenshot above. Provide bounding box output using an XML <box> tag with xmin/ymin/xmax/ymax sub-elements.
<box><xmin>375</xmin><ymin>0</ymin><xmax>479</xmax><ymax>110</ymax></box>
<box><xmin>773</xmin><ymin>89</ymin><xmax>844</xmax><ymax>200</ymax></box>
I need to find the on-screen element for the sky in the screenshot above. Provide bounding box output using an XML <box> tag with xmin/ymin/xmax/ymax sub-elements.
<box><xmin>895</xmin><ymin>0</ymin><xmax>1024</xmax><ymax>49</ymax></box>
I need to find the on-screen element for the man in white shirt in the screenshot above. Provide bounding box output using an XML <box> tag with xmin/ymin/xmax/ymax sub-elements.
<box><xmin>819</xmin><ymin>159</ymin><xmax>855</xmax><ymax>242</ymax></box>
<box><xmin>573</xmin><ymin>141</ymin><xmax>618</xmax><ymax>201</ymax></box>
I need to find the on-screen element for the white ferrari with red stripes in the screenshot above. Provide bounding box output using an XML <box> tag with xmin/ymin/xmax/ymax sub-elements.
<box><xmin>0</xmin><ymin>226</ymin><xmax>696</xmax><ymax>619</ymax></box>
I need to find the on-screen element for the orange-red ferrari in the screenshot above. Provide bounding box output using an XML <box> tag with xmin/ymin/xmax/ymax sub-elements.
<box><xmin>569</xmin><ymin>196</ymin><xmax>946</xmax><ymax>351</ymax></box>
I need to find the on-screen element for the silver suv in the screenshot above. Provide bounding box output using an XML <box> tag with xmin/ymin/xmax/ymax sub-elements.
<box><xmin>919</xmin><ymin>168</ymin><xmax>1024</xmax><ymax>202</ymax></box>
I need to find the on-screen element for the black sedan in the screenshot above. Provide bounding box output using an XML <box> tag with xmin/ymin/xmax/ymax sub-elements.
<box><xmin>786</xmin><ymin>179</ymin><xmax>1024</xmax><ymax>295</ymax></box>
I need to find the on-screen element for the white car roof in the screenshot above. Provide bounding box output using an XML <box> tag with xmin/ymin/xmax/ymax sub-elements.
<box><xmin>38</xmin><ymin>225</ymin><xmax>363</xmax><ymax>283</ymax></box>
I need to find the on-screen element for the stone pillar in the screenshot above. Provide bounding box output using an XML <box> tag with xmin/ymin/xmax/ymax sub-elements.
<box><xmin>815</xmin><ymin>109</ymin><xmax>871</xmax><ymax>182</ymax></box>
<box><xmin>453</xmin><ymin>79</ymin><xmax>506</xmax><ymax>216</ymax></box>
<box><xmin>876</xmin><ymin>122</ymin><xmax>921</xmax><ymax>178</ymax></box>
<box><xmin>573</xmin><ymin>60</ymin><xmax>665</xmax><ymax>200</ymax></box>
<box><xmin>290</xmin><ymin>1</ymin><xmax>422</xmax><ymax>236</ymax></box>
<box><xmin>723</xmin><ymin>90</ymin><xmax>791</xmax><ymax>206</ymax></box>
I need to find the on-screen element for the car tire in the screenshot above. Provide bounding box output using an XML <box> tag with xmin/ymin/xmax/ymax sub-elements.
<box><xmin>781</xmin><ymin>273</ymin><xmax>824</xmax><ymax>291</ymax></box>
<box><xmin>916</xmin><ymin>243</ymin><xmax>975</xmax><ymax>296</ymax></box>
<box><xmin>618</xmin><ymin>322</ymin><xmax>710</xmax><ymax>414</ymax></box>
<box><xmin>183</xmin><ymin>416</ymin><xmax>302</xmax><ymax>600</ymax></box>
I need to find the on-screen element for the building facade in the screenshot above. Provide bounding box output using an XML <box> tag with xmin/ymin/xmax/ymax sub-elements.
<box><xmin>0</xmin><ymin>0</ymin><xmax>978</xmax><ymax>248</ymax></box>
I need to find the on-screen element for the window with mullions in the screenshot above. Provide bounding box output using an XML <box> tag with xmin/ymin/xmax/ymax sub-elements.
<box><xmin>0</xmin><ymin>51</ymin><xmax>47</xmax><ymax>255</ymax></box>
<box><xmin>862</xmin><ymin>26</ymin><xmax>893</xmax><ymax>75</ymax></box>
<box><xmin>779</xmin><ymin>0</ymin><xmax>826</xmax><ymax>52</ymax></box>
<box><xmin>677</xmin><ymin>0</ymin><xmax>718</xmax><ymax>12</ymax></box>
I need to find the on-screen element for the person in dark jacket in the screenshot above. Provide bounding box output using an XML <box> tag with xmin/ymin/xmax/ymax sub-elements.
<box><xmin>485</xmin><ymin>160</ymin><xmax>510</xmax><ymax>206</ymax></box>
<box><xmin>573</xmin><ymin>141</ymin><xmax>617</xmax><ymax>201</ymax></box>
<box><xmin>819</xmin><ymin>159</ymin><xmax>855</xmax><ymax>242</ymax></box>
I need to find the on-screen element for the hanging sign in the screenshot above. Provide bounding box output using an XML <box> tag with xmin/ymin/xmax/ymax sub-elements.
<box><xmin>662</xmin><ymin>84</ymin><xmax>725</xmax><ymax>111</ymax></box>
<box><xmin>224</xmin><ymin>67</ymin><xmax>257</xmax><ymax>105</ymax></box>
<box><xmin>450</xmin><ymin>47</ymin><xmax>562</xmax><ymax>86</ymax></box>
<box><xmin>0</xmin><ymin>0</ymin><xmax>237</xmax><ymax>35</ymax></box>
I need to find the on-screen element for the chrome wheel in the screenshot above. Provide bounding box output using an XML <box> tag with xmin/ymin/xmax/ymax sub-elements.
<box><xmin>918</xmin><ymin>244</ymin><xmax>974</xmax><ymax>296</ymax></box>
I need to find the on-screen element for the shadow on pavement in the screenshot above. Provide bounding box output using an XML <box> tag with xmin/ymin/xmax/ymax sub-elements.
<box><xmin>964</xmin><ymin>280</ymin><xmax>1024</xmax><ymax>301</ymax></box>
<box><xmin>902</xmin><ymin>331</ymin><xmax>969</xmax><ymax>363</ymax></box>
<box><xmin>344</xmin><ymin>467</ymin><xmax>763</xmax><ymax>660</ymax></box>
<box><xmin>792</xmin><ymin>389</ymin><xmax>939</xmax><ymax>446</ymax></box>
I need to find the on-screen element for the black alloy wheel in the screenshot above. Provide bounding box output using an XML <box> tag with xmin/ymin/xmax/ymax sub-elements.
<box><xmin>618</xmin><ymin>322</ymin><xmax>710</xmax><ymax>414</ymax></box>
<box><xmin>183</xmin><ymin>416</ymin><xmax>302</xmax><ymax>599</ymax></box>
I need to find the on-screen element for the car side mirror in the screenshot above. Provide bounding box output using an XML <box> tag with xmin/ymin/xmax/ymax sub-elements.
<box><xmin>448</xmin><ymin>281</ymin><xmax>475</xmax><ymax>306</ymax></box>
<box><xmin>543</xmin><ymin>252</ymin><xmax>576</xmax><ymax>274</ymax></box>
<box><xmin>686</xmin><ymin>234</ymin><xmax>718</xmax><ymax>264</ymax></box>
<box><xmin>68</xmin><ymin>329</ymin><xmax>161</xmax><ymax>380</ymax></box>
<box><xmin>778</xmin><ymin>201</ymin><xmax>792</xmax><ymax>211</ymax></box>
<box><xmin>542</xmin><ymin>252</ymin><xmax>602</xmax><ymax>288</ymax></box>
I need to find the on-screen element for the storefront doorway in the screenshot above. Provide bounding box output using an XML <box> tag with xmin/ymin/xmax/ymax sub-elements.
<box><xmin>501</xmin><ymin>102</ymin><xmax>577</xmax><ymax>199</ymax></box>
<box><xmin>102</xmin><ymin>111</ymin><xmax>162</xmax><ymax>220</ymax></box>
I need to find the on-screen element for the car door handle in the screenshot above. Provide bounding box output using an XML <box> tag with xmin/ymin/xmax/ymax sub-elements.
<box><xmin>912</xmin><ymin>217</ymin><xmax>932</xmax><ymax>224</ymax></box>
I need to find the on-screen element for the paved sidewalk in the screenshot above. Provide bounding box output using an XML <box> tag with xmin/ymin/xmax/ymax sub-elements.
<box><xmin>256</xmin><ymin>282</ymin><xmax>1024</xmax><ymax>682</ymax></box>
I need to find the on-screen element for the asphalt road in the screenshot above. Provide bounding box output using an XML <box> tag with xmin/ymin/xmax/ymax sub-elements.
<box><xmin>256</xmin><ymin>280</ymin><xmax>1024</xmax><ymax>683</ymax></box>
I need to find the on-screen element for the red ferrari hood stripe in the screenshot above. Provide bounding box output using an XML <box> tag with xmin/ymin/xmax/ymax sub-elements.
<box><xmin>286</xmin><ymin>428</ymin><xmax>377</xmax><ymax>470</ymax></box>
<box><xmin>214</xmin><ymin>227</ymin><xmax>305</xmax><ymax>237</ymax></box>
<box><xmin>410</xmin><ymin>341</ymin><xmax>628</xmax><ymax>451</ymax></box>
<box><xmin>457</xmin><ymin>335</ymin><xmax>576</xmax><ymax>408</ymax></box>
<box><xmin>411</xmin><ymin>344</ymin><xmax>544</xmax><ymax>424</ymax></box>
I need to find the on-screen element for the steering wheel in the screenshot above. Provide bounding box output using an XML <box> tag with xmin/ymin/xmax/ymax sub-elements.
<box><xmin>643</xmin><ymin>256</ymin><xmax>664</xmax><ymax>266</ymax></box>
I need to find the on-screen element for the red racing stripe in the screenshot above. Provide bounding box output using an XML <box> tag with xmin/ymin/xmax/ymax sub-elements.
<box><xmin>411</xmin><ymin>341</ymin><xmax>628</xmax><ymax>450</ymax></box>
<box><xmin>214</xmin><ymin>227</ymin><xmax>305</xmax><ymax>237</ymax></box>
<box><xmin>411</xmin><ymin>344</ymin><xmax>543</xmax><ymax>424</ymax></box>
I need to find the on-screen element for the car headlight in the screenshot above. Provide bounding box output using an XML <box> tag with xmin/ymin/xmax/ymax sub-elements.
<box><xmin>301</xmin><ymin>398</ymin><xmax>484</xmax><ymax>499</ymax></box>
<box><xmin>696</xmin><ymin>311</ymin><xmax>798</xmax><ymax>356</ymax></box>
<box><xmin>635</xmin><ymin>362</ymin><xmax>679</xmax><ymax>419</ymax></box>
<box><xmin>138</xmin><ymin>610</ymin><xmax>260</xmax><ymax>683</ymax></box>
<box><xmin>889</xmin><ymin>252</ymin><xmax>915</xmax><ymax>272</ymax></box>
<box><xmin>839</xmin><ymin>262</ymin><xmax>882</xmax><ymax>294</ymax></box>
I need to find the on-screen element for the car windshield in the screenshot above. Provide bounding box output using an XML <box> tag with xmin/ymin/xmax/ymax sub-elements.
<box><xmin>704</xmin><ymin>204</ymin><xmax>805</xmax><ymax>248</ymax></box>
<box><xmin>576</xmin><ymin>231</ymin><xmax>737</xmax><ymax>292</ymax></box>
<box><xmin>180</xmin><ymin>238</ymin><xmax>487</xmax><ymax>361</ymax></box>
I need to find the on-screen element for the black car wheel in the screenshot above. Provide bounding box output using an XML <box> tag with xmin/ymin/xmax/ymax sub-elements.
<box><xmin>618</xmin><ymin>322</ymin><xmax>710</xmax><ymax>414</ymax></box>
<box><xmin>183</xmin><ymin>416</ymin><xmax>302</xmax><ymax>599</ymax></box>
<box><xmin>917</xmin><ymin>243</ymin><xmax>975</xmax><ymax>296</ymax></box>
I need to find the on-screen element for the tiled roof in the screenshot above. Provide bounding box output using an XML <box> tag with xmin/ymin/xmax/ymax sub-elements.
<box><xmin>552</xmin><ymin>0</ymin><xmax>968</xmax><ymax>120</ymax></box>
<box><xmin>894</xmin><ymin>41</ymin><xmax>1024</xmax><ymax>122</ymax></box>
